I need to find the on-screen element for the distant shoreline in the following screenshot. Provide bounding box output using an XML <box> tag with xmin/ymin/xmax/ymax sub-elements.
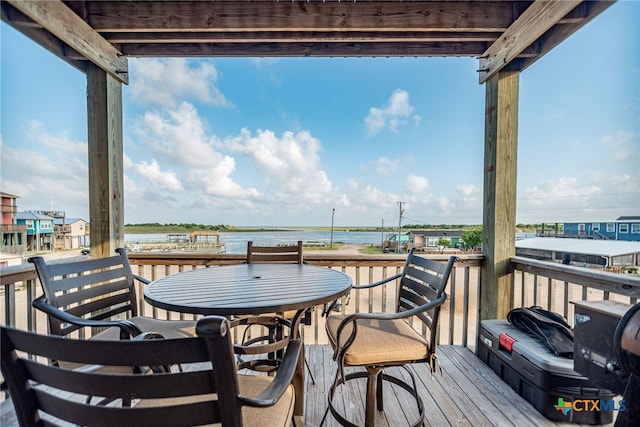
<box><xmin>124</xmin><ymin>225</ymin><xmax>398</xmax><ymax>234</ymax></box>
<box><xmin>122</xmin><ymin>224</ymin><xmax>522</xmax><ymax>235</ymax></box>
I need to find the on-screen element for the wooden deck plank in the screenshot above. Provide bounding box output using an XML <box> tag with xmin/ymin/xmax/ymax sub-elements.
<box><xmin>442</xmin><ymin>346</ymin><xmax>558</xmax><ymax>427</ymax></box>
<box><xmin>430</xmin><ymin>347</ymin><xmax>506</xmax><ymax>426</ymax></box>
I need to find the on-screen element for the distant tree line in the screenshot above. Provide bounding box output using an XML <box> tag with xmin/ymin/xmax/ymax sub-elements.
<box><xmin>125</xmin><ymin>223</ymin><xmax>233</xmax><ymax>233</ymax></box>
<box><xmin>404</xmin><ymin>224</ymin><xmax>474</xmax><ymax>230</ymax></box>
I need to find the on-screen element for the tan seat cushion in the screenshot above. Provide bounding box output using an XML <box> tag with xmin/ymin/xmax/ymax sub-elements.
<box><xmin>326</xmin><ymin>315</ymin><xmax>429</xmax><ymax>366</ymax></box>
<box><xmin>135</xmin><ymin>374</ymin><xmax>295</xmax><ymax>427</ymax></box>
<box><xmin>91</xmin><ymin>316</ymin><xmax>196</xmax><ymax>340</ymax></box>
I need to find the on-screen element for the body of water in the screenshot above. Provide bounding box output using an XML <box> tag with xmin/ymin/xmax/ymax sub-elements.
<box><xmin>125</xmin><ymin>230</ymin><xmax>386</xmax><ymax>254</ymax></box>
<box><xmin>124</xmin><ymin>230</ymin><xmax>538</xmax><ymax>254</ymax></box>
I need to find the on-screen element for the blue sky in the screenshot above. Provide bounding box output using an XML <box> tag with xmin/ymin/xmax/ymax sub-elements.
<box><xmin>1</xmin><ymin>2</ymin><xmax>638</xmax><ymax>227</ymax></box>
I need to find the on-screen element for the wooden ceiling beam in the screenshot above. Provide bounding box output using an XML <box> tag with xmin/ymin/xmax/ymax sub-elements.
<box><xmin>478</xmin><ymin>0</ymin><xmax>581</xmax><ymax>83</ymax></box>
<box><xmin>103</xmin><ymin>31</ymin><xmax>501</xmax><ymax>45</ymax></box>
<box><xmin>6</xmin><ymin>0</ymin><xmax>128</xmax><ymax>84</ymax></box>
<box><xmin>120</xmin><ymin>41</ymin><xmax>492</xmax><ymax>58</ymax></box>
<box><xmin>516</xmin><ymin>0</ymin><xmax>615</xmax><ymax>72</ymax></box>
<box><xmin>1</xmin><ymin>2</ymin><xmax>87</xmax><ymax>72</ymax></box>
<box><xmin>84</xmin><ymin>1</ymin><xmax>523</xmax><ymax>33</ymax></box>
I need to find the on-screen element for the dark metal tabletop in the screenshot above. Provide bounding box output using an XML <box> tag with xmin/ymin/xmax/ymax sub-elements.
<box><xmin>143</xmin><ymin>263</ymin><xmax>352</xmax><ymax>316</ymax></box>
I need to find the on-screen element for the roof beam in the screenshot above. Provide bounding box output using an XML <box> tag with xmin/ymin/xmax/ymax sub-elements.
<box><xmin>478</xmin><ymin>0</ymin><xmax>581</xmax><ymax>83</ymax></box>
<box><xmin>120</xmin><ymin>41</ymin><xmax>493</xmax><ymax>58</ymax></box>
<box><xmin>85</xmin><ymin>1</ymin><xmax>520</xmax><ymax>33</ymax></box>
<box><xmin>516</xmin><ymin>1</ymin><xmax>615</xmax><ymax>73</ymax></box>
<box><xmin>6</xmin><ymin>0</ymin><xmax>128</xmax><ymax>84</ymax></box>
<box><xmin>103</xmin><ymin>31</ymin><xmax>501</xmax><ymax>45</ymax></box>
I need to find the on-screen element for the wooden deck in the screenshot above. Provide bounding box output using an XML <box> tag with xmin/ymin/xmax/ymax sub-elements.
<box><xmin>1</xmin><ymin>345</ymin><xmax>614</xmax><ymax>427</ymax></box>
<box><xmin>304</xmin><ymin>345</ymin><xmax>613</xmax><ymax>427</ymax></box>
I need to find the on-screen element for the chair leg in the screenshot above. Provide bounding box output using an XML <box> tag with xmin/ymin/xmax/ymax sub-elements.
<box><xmin>376</xmin><ymin>368</ymin><xmax>384</xmax><ymax>411</ymax></box>
<box><xmin>325</xmin><ymin>365</ymin><xmax>425</xmax><ymax>427</ymax></box>
<box><xmin>365</xmin><ymin>366</ymin><xmax>384</xmax><ymax>426</ymax></box>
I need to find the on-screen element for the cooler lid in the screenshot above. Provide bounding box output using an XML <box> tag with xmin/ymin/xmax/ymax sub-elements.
<box><xmin>481</xmin><ymin>319</ymin><xmax>580</xmax><ymax>376</ymax></box>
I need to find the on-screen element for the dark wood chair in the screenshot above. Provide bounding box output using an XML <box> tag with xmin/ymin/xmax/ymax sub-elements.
<box><xmin>246</xmin><ymin>240</ymin><xmax>304</xmax><ymax>264</ymax></box>
<box><xmin>322</xmin><ymin>250</ymin><xmax>457</xmax><ymax>426</ymax></box>
<box><xmin>1</xmin><ymin>316</ymin><xmax>301</xmax><ymax>427</ymax></box>
<box><xmin>29</xmin><ymin>247</ymin><xmax>195</xmax><ymax>341</ymax></box>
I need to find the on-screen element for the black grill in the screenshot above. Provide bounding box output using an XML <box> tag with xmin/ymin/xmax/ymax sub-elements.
<box><xmin>573</xmin><ymin>301</ymin><xmax>640</xmax><ymax>427</ymax></box>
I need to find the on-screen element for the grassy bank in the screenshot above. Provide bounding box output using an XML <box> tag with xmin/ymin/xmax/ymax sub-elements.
<box><xmin>124</xmin><ymin>224</ymin><xmax>392</xmax><ymax>234</ymax></box>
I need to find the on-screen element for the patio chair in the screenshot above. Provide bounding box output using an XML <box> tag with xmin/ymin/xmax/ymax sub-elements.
<box><xmin>322</xmin><ymin>249</ymin><xmax>456</xmax><ymax>426</ymax></box>
<box><xmin>29</xmin><ymin>247</ymin><xmax>195</xmax><ymax>343</ymax></box>
<box><xmin>247</xmin><ymin>240</ymin><xmax>304</xmax><ymax>264</ymax></box>
<box><xmin>1</xmin><ymin>316</ymin><xmax>301</xmax><ymax>427</ymax></box>
<box><xmin>244</xmin><ymin>240</ymin><xmax>316</xmax><ymax>383</ymax></box>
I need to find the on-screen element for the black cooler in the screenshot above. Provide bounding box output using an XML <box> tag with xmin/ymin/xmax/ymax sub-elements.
<box><xmin>479</xmin><ymin>319</ymin><xmax>615</xmax><ymax>424</ymax></box>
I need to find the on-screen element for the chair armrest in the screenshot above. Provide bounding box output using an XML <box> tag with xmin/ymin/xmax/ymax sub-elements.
<box><xmin>351</xmin><ymin>273</ymin><xmax>402</xmax><ymax>290</ymax></box>
<box><xmin>238</xmin><ymin>339</ymin><xmax>302</xmax><ymax>407</ymax></box>
<box><xmin>133</xmin><ymin>331</ymin><xmax>166</xmax><ymax>341</ymax></box>
<box><xmin>133</xmin><ymin>274</ymin><xmax>150</xmax><ymax>285</ymax></box>
<box><xmin>335</xmin><ymin>292</ymin><xmax>448</xmax><ymax>347</ymax></box>
<box><xmin>32</xmin><ymin>295</ymin><xmax>144</xmax><ymax>338</ymax></box>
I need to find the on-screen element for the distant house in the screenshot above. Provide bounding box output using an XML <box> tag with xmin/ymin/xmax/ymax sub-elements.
<box><xmin>539</xmin><ymin>216</ymin><xmax>640</xmax><ymax>242</ymax></box>
<box><xmin>408</xmin><ymin>230</ymin><xmax>464</xmax><ymax>250</ymax></box>
<box><xmin>54</xmin><ymin>217</ymin><xmax>89</xmax><ymax>250</ymax></box>
<box><xmin>1</xmin><ymin>191</ymin><xmax>27</xmax><ymax>255</ymax></box>
<box><xmin>383</xmin><ymin>232</ymin><xmax>412</xmax><ymax>252</ymax></box>
<box><xmin>16</xmin><ymin>211</ymin><xmax>55</xmax><ymax>252</ymax></box>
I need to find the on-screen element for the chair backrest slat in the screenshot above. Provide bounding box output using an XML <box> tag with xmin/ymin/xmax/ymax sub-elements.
<box><xmin>247</xmin><ymin>240</ymin><xmax>304</xmax><ymax>264</ymax></box>
<box><xmin>44</xmin><ymin>253</ymin><xmax>127</xmax><ymax>276</ymax></box>
<box><xmin>50</xmin><ymin>265</ymin><xmax>130</xmax><ymax>292</ymax></box>
<box><xmin>395</xmin><ymin>250</ymin><xmax>456</xmax><ymax>349</ymax></box>
<box><xmin>1</xmin><ymin>317</ymin><xmax>248</xmax><ymax>427</ymax></box>
<box><xmin>54</xmin><ymin>278</ymin><xmax>131</xmax><ymax>307</ymax></box>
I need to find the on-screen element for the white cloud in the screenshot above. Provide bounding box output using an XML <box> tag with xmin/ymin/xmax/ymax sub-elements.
<box><xmin>225</xmin><ymin>128</ymin><xmax>333</xmax><ymax>204</ymax></box>
<box><xmin>131</xmin><ymin>159</ymin><xmax>184</xmax><ymax>192</ymax></box>
<box><xmin>26</xmin><ymin>120</ymin><xmax>86</xmax><ymax>155</ymax></box>
<box><xmin>456</xmin><ymin>184</ymin><xmax>481</xmax><ymax>202</ymax></box>
<box><xmin>436</xmin><ymin>196</ymin><xmax>456</xmax><ymax>212</ymax></box>
<box><xmin>525</xmin><ymin>177</ymin><xmax>601</xmax><ymax>206</ymax></box>
<box><xmin>339</xmin><ymin>179</ymin><xmax>400</xmax><ymax>216</ymax></box>
<box><xmin>406</xmin><ymin>175</ymin><xmax>429</xmax><ymax>194</ymax></box>
<box><xmin>129</xmin><ymin>58</ymin><xmax>230</xmax><ymax>108</ymax></box>
<box><xmin>136</xmin><ymin>102</ymin><xmax>224</xmax><ymax>168</ymax></box>
<box><xmin>131</xmin><ymin>102</ymin><xmax>261</xmax><ymax>201</ymax></box>
<box><xmin>364</xmin><ymin>89</ymin><xmax>421</xmax><ymax>137</ymax></box>
<box><xmin>373</xmin><ymin>156</ymin><xmax>401</xmax><ymax>176</ymax></box>
<box><xmin>0</xmin><ymin>129</ymin><xmax>88</xmax><ymax>215</ymax></box>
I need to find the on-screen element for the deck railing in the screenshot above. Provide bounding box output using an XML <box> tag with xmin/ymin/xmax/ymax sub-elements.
<box><xmin>2</xmin><ymin>253</ymin><xmax>639</xmax><ymax>353</ymax></box>
<box><xmin>510</xmin><ymin>256</ymin><xmax>640</xmax><ymax>327</ymax></box>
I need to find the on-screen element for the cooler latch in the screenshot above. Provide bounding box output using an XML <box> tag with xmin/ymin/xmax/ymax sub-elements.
<box><xmin>499</xmin><ymin>333</ymin><xmax>516</xmax><ymax>352</ymax></box>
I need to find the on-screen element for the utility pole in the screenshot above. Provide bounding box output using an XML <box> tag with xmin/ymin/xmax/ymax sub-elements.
<box><xmin>381</xmin><ymin>218</ymin><xmax>384</xmax><ymax>252</ymax></box>
<box><xmin>397</xmin><ymin>201</ymin><xmax>404</xmax><ymax>253</ymax></box>
<box><xmin>330</xmin><ymin>208</ymin><xmax>335</xmax><ymax>248</ymax></box>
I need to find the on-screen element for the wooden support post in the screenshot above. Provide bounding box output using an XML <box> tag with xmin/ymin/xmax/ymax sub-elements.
<box><xmin>481</xmin><ymin>70</ymin><xmax>519</xmax><ymax>322</ymax></box>
<box><xmin>87</xmin><ymin>64</ymin><xmax>125</xmax><ymax>257</ymax></box>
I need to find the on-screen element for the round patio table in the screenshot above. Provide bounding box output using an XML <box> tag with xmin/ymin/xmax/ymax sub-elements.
<box><xmin>144</xmin><ymin>263</ymin><xmax>352</xmax><ymax>419</ymax></box>
<box><xmin>144</xmin><ymin>263</ymin><xmax>351</xmax><ymax>317</ymax></box>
